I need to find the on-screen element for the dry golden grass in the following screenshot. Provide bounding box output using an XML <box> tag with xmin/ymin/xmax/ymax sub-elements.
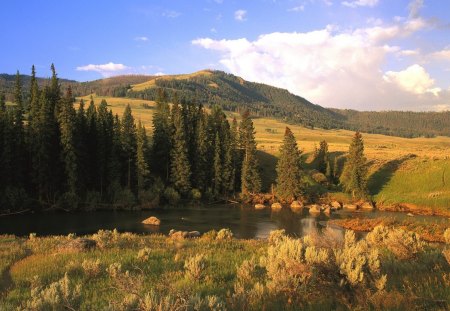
<box><xmin>131</xmin><ymin>70</ymin><xmax>213</xmax><ymax>91</ymax></box>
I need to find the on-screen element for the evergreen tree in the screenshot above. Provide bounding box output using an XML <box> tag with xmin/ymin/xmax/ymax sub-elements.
<box><xmin>276</xmin><ymin>127</ymin><xmax>303</xmax><ymax>202</ymax></box>
<box><xmin>340</xmin><ymin>132</ymin><xmax>368</xmax><ymax>199</ymax></box>
<box><xmin>151</xmin><ymin>89</ymin><xmax>171</xmax><ymax>181</ymax></box>
<box><xmin>213</xmin><ymin>132</ymin><xmax>222</xmax><ymax>196</ymax></box>
<box><xmin>12</xmin><ymin>71</ymin><xmax>26</xmax><ymax>189</ymax></box>
<box><xmin>121</xmin><ymin>104</ymin><xmax>137</xmax><ymax>191</ymax></box>
<box><xmin>29</xmin><ymin>65</ymin><xmax>40</xmax><ymax>120</ymax></box>
<box><xmin>239</xmin><ymin>110</ymin><xmax>261</xmax><ymax>194</ymax></box>
<box><xmin>192</xmin><ymin>105</ymin><xmax>208</xmax><ymax>190</ymax></box>
<box><xmin>97</xmin><ymin>99</ymin><xmax>114</xmax><ymax>196</ymax></box>
<box><xmin>86</xmin><ymin>98</ymin><xmax>98</xmax><ymax>190</ymax></box>
<box><xmin>170</xmin><ymin>100</ymin><xmax>191</xmax><ymax>195</ymax></box>
<box><xmin>136</xmin><ymin>120</ymin><xmax>150</xmax><ymax>196</ymax></box>
<box><xmin>316</xmin><ymin>140</ymin><xmax>328</xmax><ymax>174</ymax></box>
<box><xmin>58</xmin><ymin>87</ymin><xmax>78</xmax><ymax>195</ymax></box>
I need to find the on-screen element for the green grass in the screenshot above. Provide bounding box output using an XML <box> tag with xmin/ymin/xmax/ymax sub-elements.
<box><xmin>1</xmin><ymin>228</ymin><xmax>449</xmax><ymax>310</ymax></box>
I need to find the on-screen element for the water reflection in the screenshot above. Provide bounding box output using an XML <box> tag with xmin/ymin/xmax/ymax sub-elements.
<box><xmin>1</xmin><ymin>205</ymin><xmax>445</xmax><ymax>239</ymax></box>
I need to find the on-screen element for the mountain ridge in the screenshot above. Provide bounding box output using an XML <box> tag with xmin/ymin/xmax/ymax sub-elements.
<box><xmin>1</xmin><ymin>70</ymin><xmax>449</xmax><ymax>138</ymax></box>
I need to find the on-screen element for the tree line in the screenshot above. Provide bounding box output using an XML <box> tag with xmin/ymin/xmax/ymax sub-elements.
<box><xmin>0</xmin><ymin>65</ymin><xmax>262</xmax><ymax>213</ymax></box>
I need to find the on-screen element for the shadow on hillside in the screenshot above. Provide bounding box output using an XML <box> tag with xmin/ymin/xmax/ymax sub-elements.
<box><xmin>368</xmin><ymin>154</ymin><xmax>416</xmax><ymax>196</ymax></box>
<box><xmin>256</xmin><ymin>150</ymin><xmax>278</xmax><ymax>192</ymax></box>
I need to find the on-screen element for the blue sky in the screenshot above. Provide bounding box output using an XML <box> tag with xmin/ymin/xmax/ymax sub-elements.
<box><xmin>1</xmin><ymin>0</ymin><xmax>449</xmax><ymax>111</ymax></box>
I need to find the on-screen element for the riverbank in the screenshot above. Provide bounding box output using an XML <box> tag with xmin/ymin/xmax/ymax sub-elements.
<box><xmin>1</xmin><ymin>226</ymin><xmax>449</xmax><ymax>310</ymax></box>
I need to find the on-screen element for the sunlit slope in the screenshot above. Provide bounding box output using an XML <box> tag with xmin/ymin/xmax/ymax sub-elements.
<box><xmin>131</xmin><ymin>70</ymin><xmax>213</xmax><ymax>91</ymax></box>
<box><xmin>77</xmin><ymin>95</ymin><xmax>450</xmax><ymax>209</ymax></box>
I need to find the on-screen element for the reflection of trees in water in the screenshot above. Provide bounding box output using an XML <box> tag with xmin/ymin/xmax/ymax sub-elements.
<box><xmin>270</xmin><ymin>209</ymin><xmax>304</xmax><ymax>237</ymax></box>
<box><xmin>238</xmin><ymin>205</ymin><xmax>260</xmax><ymax>239</ymax></box>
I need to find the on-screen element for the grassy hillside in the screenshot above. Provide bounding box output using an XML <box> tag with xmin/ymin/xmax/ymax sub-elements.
<box><xmin>3</xmin><ymin>70</ymin><xmax>450</xmax><ymax>137</ymax></box>
<box><xmin>79</xmin><ymin>95</ymin><xmax>450</xmax><ymax>211</ymax></box>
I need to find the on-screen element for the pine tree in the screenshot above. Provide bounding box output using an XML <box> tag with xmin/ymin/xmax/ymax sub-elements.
<box><xmin>193</xmin><ymin>105</ymin><xmax>208</xmax><ymax>190</ymax></box>
<box><xmin>136</xmin><ymin>120</ymin><xmax>150</xmax><ymax>196</ymax></box>
<box><xmin>239</xmin><ymin>110</ymin><xmax>261</xmax><ymax>194</ymax></box>
<box><xmin>275</xmin><ymin>127</ymin><xmax>303</xmax><ymax>202</ymax></box>
<box><xmin>29</xmin><ymin>65</ymin><xmax>40</xmax><ymax>120</ymax></box>
<box><xmin>316</xmin><ymin>140</ymin><xmax>328</xmax><ymax>174</ymax></box>
<box><xmin>121</xmin><ymin>104</ymin><xmax>137</xmax><ymax>191</ymax></box>
<box><xmin>75</xmin><ymin>99</ymin><xmax>88</xmax><ymax>195</ymax></box>
<box><xmin>170</xmin><ymin>100</ymin><xmax>191</xmax><ymax>195</ymax></box>
<box><xmin>340</xmin><ymin>132</ymin><xmax>368</xmax><ymax>199</ymax></box>
<box><xmin>213</xmin><ymin>132</ymin><xmax>222</xmax><ymax>196</ymax></box>
<box><xmin>151</xmin><ymin>89</ymin><xmax>171</xmax><ymax>181</ymax></box>
<box><xmin>12</xmin><ymin>71</ymin><xmax>26</xmax><ymax>189</ymax></box>
<box><xmin>230</xmin><ymin>117</ymin><xmax>241</xmax><ymax>192</ymax></box>
<box><xmin>86</xmin><ymin>98</ymin><xmax>98</xmax><ymax>191</ymax></box>
<box><xmin>58</xmin><ymin>87</ymin><xmax>78</xmax><ymax>195</ymax></box>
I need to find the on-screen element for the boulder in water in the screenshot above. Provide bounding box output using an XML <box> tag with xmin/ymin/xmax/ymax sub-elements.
<box><xmin>142</xmin><ymin>216</ymin><xmax>161</xmax><ymax>226</ymax></box>
<box><xmin>271</xmin><ymin>202</ymin><xmax>282</xmax><ymax>210</ymax></box>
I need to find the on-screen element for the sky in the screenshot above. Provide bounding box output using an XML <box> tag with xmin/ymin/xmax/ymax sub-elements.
<box><xmin>1</xmin><ymin>0</ymin><xmax>450</xmax><ymax>111</ymax></box>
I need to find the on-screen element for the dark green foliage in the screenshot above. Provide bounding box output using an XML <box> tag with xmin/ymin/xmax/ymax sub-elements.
<box><xmin>239</xmin><ymin>110</ymin><xmax>261</xmax><ymax>195</ymax></box>
<box><xmin>340</xmin><ymin>132</ymin><xmax>368</xmax><ymax>199</ymax></box>
<box><xmin>170</xmin><ymin>100</ymin><xmax>191</xmax><ymax>195</ymax></box>
<box><xmin>151</xmin><ymin>89</ymin><xmax>171</xmax><ymax>181</ymax></box>
<box><xmin>121</xmin><ymin>104</ymin><xmax>137</xmax><ymax>192</ymax></box>
<box><xmin>58</xmin><ymin>87</ymin><xmax>78</xmax><ymax>196</ymax></box>
<box><xmin>315</xmin><ymin>140</ymin><xmax>328</xmax><ymax>174</ymax></box>
<box><xmin>136</xmin><ymin>120</ymin><xmax>150</xmax><ymax>196</ymax></box>
<box><xmin>276</xmin><ymin>127</ymin><xmax>303</xmax><ymax>202</ymax></box>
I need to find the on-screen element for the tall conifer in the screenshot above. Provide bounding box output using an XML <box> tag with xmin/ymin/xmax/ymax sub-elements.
<box><xmin>276</xmin><ymin>127</ymin><xmax>303</xmax><ymax>202</ymax></box>
<box><xmin>239</xmin><ymin>110</ymin><xmax>261</xmax><ymax>194</ymax></box>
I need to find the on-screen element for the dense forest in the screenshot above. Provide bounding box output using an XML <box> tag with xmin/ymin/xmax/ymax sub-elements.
<box><xmin>0</xmin><ymin>66</ymin><xmax>263</xmax><ymax>213</ymax></box>
<box><xmin>2</xmin><ymin>69</ymin><xmax>450</xmax><ymax>139</ymax></box>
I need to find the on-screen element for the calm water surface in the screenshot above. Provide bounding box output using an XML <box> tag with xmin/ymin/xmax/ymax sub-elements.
<box><xmin>0</xmin><ymin>205</ymin><xmax>447</xmax><ymax>239</ymax></box>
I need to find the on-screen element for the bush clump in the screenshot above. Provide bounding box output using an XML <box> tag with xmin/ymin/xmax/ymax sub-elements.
<box><xmin>216</xmin><ymin>228</ymin><xmax>233</xmax><ymax>241</ymax></box>
<box><xmin>22</xmin><ymin>273</ymin><xmax>81</xmax><ymax>311</ymax></box>
<box><xmin>184</xmin><ymin>254</ymin><xmax>208</xmax><ymax>281</ymax></box>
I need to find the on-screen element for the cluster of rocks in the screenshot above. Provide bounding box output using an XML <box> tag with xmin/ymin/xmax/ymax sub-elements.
<box><xmin>254</xmin><ymin>200</ymin><xmax>375</xmax><ymax>214</ymax></box>
<box><xmin>168</xmin><ymin>229</ymin><xmax>201</xmax><ymax>239</ymax></box>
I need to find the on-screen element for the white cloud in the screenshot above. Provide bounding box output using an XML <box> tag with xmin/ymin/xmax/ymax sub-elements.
<box><xmin>234</xmin><ymin>9</ymin><xmax>247</xmax><ymax>21</ymax></box>
<box><xmin>192</xmin><ymin>16</ymin><xmax>450</xmax><ymax>111</ymax></box>
<box><xmin>342</xmin><ymin>0</ymin><xmax>379</xmax><ymax>8</ymax></box>
<box><xmin>288</xmin><ymin>5</ymin><xmax>305</xmax><ymax>12</ymax></box>
<box><xmin>162</xmin><ymin>10</ymin><xmax>181</xmax><ymax>18</ymax></box>
<box><xmin>76</xmin><ymin>62</ymin><xmax>129</xmax><ymax>76</ymax></box>
<box><xmin>398</xmin><ymin>49</ymin><xmax>419</xmax><ymax>56</ymax></box>
<box><xmin>431</xmin><ymin>49</ymin><xmax>450</xmax><ymax>61</ymax></box>
<box><xmin>134</xmin><ymin>36</ymin><xmax>148</xmax><ymax>42</ymax></box>
<box><xmin>383</xmin><ymin>64</ymin><xmax>440</xmax><ymax>95</ymax></box>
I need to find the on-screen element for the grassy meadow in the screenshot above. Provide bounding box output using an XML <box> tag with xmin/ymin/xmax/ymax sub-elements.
<box><xmin>78</xmin><ymin>95</ymin><xmax>450</xmax><ymax>211</ymax></box>
<box><xmin>1</xmin><ymin>227</ymin><xmax>449</xmax><ymax>310</ymax></box>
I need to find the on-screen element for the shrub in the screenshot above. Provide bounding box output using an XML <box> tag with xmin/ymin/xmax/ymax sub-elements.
<box><xmin>444</xmin><ymin>228</ymin><xmax>450</xmax><ymax>244</ymax></box>
<box><xmin>112</xmin><ymin>188</ymin><xmax>136</xmax><ymax>209</ymax></box>
<box><xmin>443</xmin><ymin>249</ymin><xmax>450</xmax><ymax>265</ymax></box>
<box><xmin>137</xmin><ymin>247</ymin><xmax>152</xmax><ymax>261</ymax></box>
<box><xmin>82</xmin><ymin>259</ymin><xmax>102</xmax><ymax>278</ymax></box>
<box><xmin>268</xmin><ymin>229</ymin><xmax>286</xmax><ymax>246</ymax></box>
<box><xmin>201</xmin><ymin>230</ymin><xmax>218</xmax><ymax>241</ymax></box>
<box><xmin>367</xmin><ymin>225</ymin><xmax>424</xmax><ymax>260</ymax></box>
<box><xmin>216</xmin><ymin>228</ymin><xmax>233</xmax><ymax>241</ymax></box>
<box><xmin>85</xmin><ymin>191</ymin><xmax>101</xmax><ymax>211</ymax></box>
<box><xmin>184</xmin><ymin>254</ymin><xmax>208</xmax><ymax>281</ymax></box>
<box><xmin>22</xmin><ymin>273</ymin><xmax>81</xmax><ymax>311</ymax></box>
<box><xmin>163</xmin><ymin>187</ymin><xmax>180</xmax><ymax>205</ymax></box>
<box><xmin>335</xmin><ymin>230</ymin><xmax>382</xmax><ymax>287</ymax></box>
<box><xmin>56</xmin><ymin>192</ymin><xmax>79</xmax><ymax>211</ymax></box>
<box><xmin>92</xmin><ymin>229</ymin><xmax>116</xmax><ymax>249</ymax></box>
<box><xmin>190</xmin><ymin>188</ymin><xmax>202</xmax><ymax>201</ymax></box>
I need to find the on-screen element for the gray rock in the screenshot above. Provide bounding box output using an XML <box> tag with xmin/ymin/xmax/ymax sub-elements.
<box><xmin>255</xmin><ymin>204</ymin><xmax>266</xmax><ymax>210</ymax></box>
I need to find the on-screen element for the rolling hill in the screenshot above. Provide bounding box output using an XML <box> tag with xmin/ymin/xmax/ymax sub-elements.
<box><xmin>1</xmin><ymin>70</ymin><xmax>450</xmax><ymax>138</ymax></box>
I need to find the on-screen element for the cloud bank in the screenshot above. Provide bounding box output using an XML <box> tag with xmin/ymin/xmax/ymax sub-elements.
<box><xmin>76</xmin><ymin>62</ymin><xmax>129</xmax><ymax>77</ymax></box>
<box><xmin>193</xmin><ymin>15</ymin><xmax>450</xmax><ymax>111</ymax></box>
